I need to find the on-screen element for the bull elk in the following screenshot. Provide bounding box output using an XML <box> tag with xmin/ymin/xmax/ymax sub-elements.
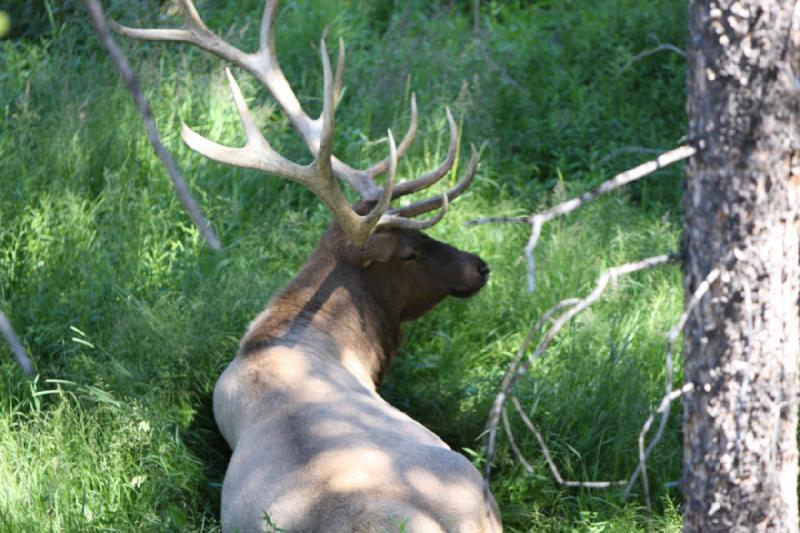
<box><xmin>113</xmin><ymin>1</ymin><xmax>502</xmax><ymax>531</ymax></box>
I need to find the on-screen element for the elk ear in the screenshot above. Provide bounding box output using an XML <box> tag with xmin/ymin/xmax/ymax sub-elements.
<box><xmin>348</xmin><ymin>233</ymin><xmax>399</xmax><ymax>268</ymax></box>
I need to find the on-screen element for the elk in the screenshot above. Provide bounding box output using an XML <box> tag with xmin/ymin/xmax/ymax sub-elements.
<box><xmin>113</xmin><ymin>1</ymin><xmax>502</xmax><ymax>531</ymax></box>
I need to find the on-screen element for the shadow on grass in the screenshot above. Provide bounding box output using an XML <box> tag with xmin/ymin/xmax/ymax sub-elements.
<box><xmin>182</xmin><ymin>390</ymin><xmax>232</xmax><ymax>524</ymax></box>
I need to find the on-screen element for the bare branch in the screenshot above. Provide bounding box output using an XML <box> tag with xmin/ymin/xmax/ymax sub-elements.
<box><xmin>470</xmin><ymin>145</ymin><xmax>695</xmax><ymax>229</ymax></box>
<box><xmin>513</xmin><ymin>396</ymin><xmax>627</xmax><ymax>489</ymax></box>
<box><xmin>468</xmin><ymin>145</ymin><xmax>695</xmax><ymax>292</ymax></box>
<box><xmin>0</xmin><ymin>309</ymin><xmax>34</xmax><ymax>376</ymax></box>
<box><xmin>483</xmin><ymin>254</ymin><xmax>678</xmax><ymax>485</ymax></box>
<box><xmin>502</xmin><ymin>406</ymin><xmax>533</xmax><ymax>474</ymax></box>
<box><xmin>519</xmin><ymin>254</ymin><xmax>678</xmax><ymax>380</ymax></box>
<box><xmin>82</xmin><ymin>0</ymin><xmax>221</xmax><ymax>250</ymax></box>
<box><xmin>634</xmin><ymin>383</ymin><xmax>694</xmax><ymax>511</ymax></box>
<box><xmin>621</xmin><ymin>266</ymin><xmax>721</xmax><ymax>504</ymax></box>
<box><xmin>483</xmin><ymin>298</ymin><xmax>580</xmax><ymax>482</ymax></box>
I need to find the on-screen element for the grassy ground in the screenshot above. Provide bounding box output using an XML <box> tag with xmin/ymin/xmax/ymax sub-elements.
<box><xmin>1</xmin><ymin>1</ymin><xmax>688</xmax><ymax>530</ymax></box>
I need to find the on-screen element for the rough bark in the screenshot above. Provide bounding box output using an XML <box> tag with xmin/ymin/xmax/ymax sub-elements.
<box><xmin>683</xmin><ymin>1</ymin><xmax>800</xmax><ymax>531</ymax></box>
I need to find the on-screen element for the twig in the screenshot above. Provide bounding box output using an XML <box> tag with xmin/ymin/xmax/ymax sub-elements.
<box><xmin>484</xmin><ymin>298</ymin><xmax>580</xmax><ymax>482</ymax></box>
<box><xmin>634</xmin><ymin>383</ymin><xmax>693</xmax><ymax>512</ymax></box>
<box><xmin>82</xmin><ymin>0</ymin><xmax>221</xmax><ymax>251</ymax></box>
<box><xmin>483</xmin><ymin>254</ymin><xmax>678</xmax><ymax>484</ymax></box>
<box><xmin>0</xmin><ymin>309</ymin><xmax>34</xmax><ymax>376</ymax></box>
<box><xmin>523</xmin><ymin>218</ymin><xmax>544</xmax><ymax>292</ymax></box>
<box><xmin>618</xmin><ymin>43</ymin><xmax>687</xmax><ymax>74</ymax></box>
<box><xmin>512</xmin><ymin>396</ymin><xmax>627</xmax><ymax>488</ymax></box>
<box><xmin>467</xmin><ymin>145</ymin><xmax>695</xmax><ymax>292</ymax></box>
<box><xmin>621</xmin><ymin>266</ymin><xmax>721</xmax><ymax>504</ymax></box>
<box><xmin>502</xmin><ymin>406</ymin><xmax>533</xmax><ymax>474</ymax></box>
<box><xmin>517</xmin><ymin>254</ymin><xmax>678</xmax><ymax>382</ymax></box>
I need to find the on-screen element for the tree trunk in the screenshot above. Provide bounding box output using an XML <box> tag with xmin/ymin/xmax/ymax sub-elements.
<box><xmin>683</xmin><ymin>1</ymin><xmax>800</xmax><ymax>531</ymax></box>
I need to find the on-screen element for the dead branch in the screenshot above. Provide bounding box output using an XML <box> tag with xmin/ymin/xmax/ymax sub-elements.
<box><xmin>0</xmin><ymin>309</ymin><xmax>34</xmax><ymax>376</ymax></box>
<box><xmin>485</xmin><ymin>297</ymin><xmax>580</xmax><ymax>481</ymax></box>
<box><xmin>634</xmin><ymin>383</ymin><xmax>693</xmax><ymax>511</ymax></box>
<box><xmin>621</xmin><ymin>266</ymin><xmax>721</xmax><ymax>506</ymax></box>
<box><xmin>502</xmin><ymin>406</ymin><xmax>533</xmax><ymax>474</ymax></box>
<box><xmin>484</xmin><ymin>253</ymin><xmax>678</xmax><ymax>485</ymax></box>
<box><xmin>82</xmin><ymin>0</ymin><xmax>221</xmax><ymax>251</ymax></box>
<box><xmin>469</xmin><ymin>145</ymin><xmax>693</xmax><ymax>292</ymax></box>
<box><xmin>512</xmin><ymin>396</ymin><xmax>627</xmax><ymax>488</ymax></box>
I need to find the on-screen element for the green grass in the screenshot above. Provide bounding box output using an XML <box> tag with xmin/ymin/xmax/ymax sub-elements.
<box><xmin>1</xmin><ymin>1</ymin><xmax>688</xmax><ymax>530</ymax></box>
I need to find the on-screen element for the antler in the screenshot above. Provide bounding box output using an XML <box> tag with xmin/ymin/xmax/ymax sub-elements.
<box><xmin>111</xmin><ymin>0</ymin><xmax>478</xmax><ymax>244</ymax></box>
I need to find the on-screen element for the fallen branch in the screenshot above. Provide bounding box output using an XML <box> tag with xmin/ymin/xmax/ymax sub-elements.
<box><xmin>621</xmin><ymin>266</ymin><xmax>721</xmax><ymax>506</ymax></box>
<box><xmin>484</xmin><ymin>298</ymin><xmax>580</xmax><ymax>482</ymax></box>
<box><xmin>82</xmin><ymin>0</ymin><xmax>221</xmax><ymax>251</ymax></box>
<box><xmin>484</xmin><ymin>253</ymin><xmax>678</xmax><ymax>484</ymax></box>
<box><xmin>468</xmin><ymin>145</ymin><xmax>695</xmax><ymax>292</ymax></box>
<box><xmin>512</xmin><ymin>396</ymin><xmax>627</xmax><ymax>488</ymax></box>
<box><xmin>0</xmin><ymin>309</ymin><xmax>34</xmax><ymax>376</ymax></box>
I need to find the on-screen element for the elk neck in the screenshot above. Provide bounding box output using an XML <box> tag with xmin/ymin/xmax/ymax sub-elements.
<box><xmin>238</xmin><ymin>227</ymin><xmax>403</xmax><ymax>392</ymax></box>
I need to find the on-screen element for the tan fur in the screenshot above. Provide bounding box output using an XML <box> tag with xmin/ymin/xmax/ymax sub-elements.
<box><xmin>213</xmin><ymin>224</ymin><xmax>501</xmax><ymax>532</ymax></box>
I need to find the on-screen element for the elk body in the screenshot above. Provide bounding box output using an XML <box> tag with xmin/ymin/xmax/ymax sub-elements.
<box><xmin>114</xmin><ymin>1</ymin><xmax>502</xmax><ymax>531</ymax></box>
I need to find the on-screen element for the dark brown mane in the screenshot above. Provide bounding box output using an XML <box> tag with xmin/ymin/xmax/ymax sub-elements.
<box><xmin>238</xmin><ymin>225</ymin><xmax>406</xmax><ymax>384</ymax></box>
<box><xmin>237</xmin><ymin>213</ymin><xmax>490</xmax><ymax>386</ymax></box>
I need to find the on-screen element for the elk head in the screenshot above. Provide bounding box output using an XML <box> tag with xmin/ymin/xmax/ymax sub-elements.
<box><xmin>339</xmin><ymin>208</ymin><xmax>490</xmax><ymax>322</ymax></box>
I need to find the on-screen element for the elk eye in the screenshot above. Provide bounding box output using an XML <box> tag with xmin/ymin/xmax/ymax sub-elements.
<box><xmin>401</xmin><ymin>250</ymin><xmax>421</xmax><ymax>262</ymax></box>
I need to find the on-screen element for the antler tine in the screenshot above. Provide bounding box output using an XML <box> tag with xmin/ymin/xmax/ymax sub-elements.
<box><xmin>334</xmin><ymin>37</ymin><xmax>346</xmax><ymax>110</ymax></box>
<box><xmin>110</xmin><ymin>0</ymin><xmax>253</xmax><ymax>71</ymax></box>
<box><xmin>330</xmin><ymin>129</ymin><xmax>398</xmax><ymax>242</ymax></box>
<box><xmin>315</xmin><ymin>38</ymin><xmax>336</xmax><ymax>173</ymax></box>
<box><xmin>391</xmin><ymin>106</ymin><xmax>458</xmax><ymax>199</ymax></box>
<box><xmin>360</xmin><ymin>130</ymin><xmax>399</xmax><ymax>228</ymax></box>
<box><xmin>364</xmin><ymin>94</ymin><xmax>419</xmax><ymax>179</ymax></box>
<box><xmin>180</xmin><ymin>68</ymin><xmax>307</xmax><ymax>181</ymax></box>
<box><xmin>179</xmin><ymin>49</ymin><xmax>393</xmax><ymax>245</ymax></box>
<box><xmin>389</xmin><ymin>144</ymin><xmax>479</xmax><ymax>219</ymax></box>
<box><xmin>177</xmin><ymin>0</ymin><xmax>207</xmax><ymax>30</ymax></box>
<box><xmin>258</xmin><ymin>0</ymin><xmax>278</xmax><ymax>54</ymax></box>
<box><xmin>301</xmin><ymin>42</ymin><xmax>392</xmax><ymax>245</ymax></box>
<box><xmin>377</xmin><ymin>194</ymin><xmax>449</xmax><ymax>231</ymax></box>
<box><xmin>224</xmin><ymin>68</ymin><xmax>269</xmax><ymax>150</ymax></box>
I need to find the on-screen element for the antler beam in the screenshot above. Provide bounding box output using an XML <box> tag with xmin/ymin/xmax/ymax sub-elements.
<box><xmin>111</xmin><ymin>0</ymin><xmax>478</xmax><ymax>242</ymax></box>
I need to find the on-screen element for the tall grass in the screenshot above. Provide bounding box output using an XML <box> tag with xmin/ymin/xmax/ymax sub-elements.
<box><xmin>1</xmin><ymin>1</ymin><xmax>687</xmax><ymax>530</ymax></box>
